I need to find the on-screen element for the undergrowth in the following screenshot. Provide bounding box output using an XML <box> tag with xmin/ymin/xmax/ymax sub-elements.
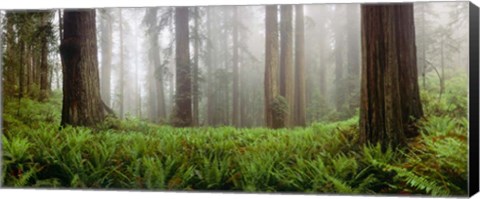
<box><xmin>1</xmin><ymin>71</ymin><xmax>468</xmax><ymax>196</ymax></box>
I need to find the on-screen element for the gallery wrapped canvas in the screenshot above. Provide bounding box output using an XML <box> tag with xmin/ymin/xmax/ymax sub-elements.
<box><xmin>0</xmin><ymin>0</ymin><xmax>478</xmax><ymax>197</ymax></box>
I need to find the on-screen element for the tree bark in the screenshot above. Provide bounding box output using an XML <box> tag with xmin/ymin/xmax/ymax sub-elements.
<box><xmin>280</xmin><ymin>5</ymin><xmax>294</xmax><ymax>127</ymax></box>
<box><xmin>394</xmin><ymin>4</ymin><xmax>424</xmax><ymax>137</ymax></box>
<box><xmin>264</xmin><ymin>5</ymin><xmax>280</xmax><ymax>128</ymax></box>
<box><xmin>359</xmin><ymin>4</ymin><xmax>422</xmax><ymax>148</ymax></box>
<box><xmin>294</xmin><ymin>5</ymin><xmax>306</xmax><ymax>126</ymax></box>
<box><xmin>60</xmin><ymin>10</ymin><xmax>106</xmax><ymax>127</ymax></box>
<box><xmin>173</xmin><ymin>7</ymin><xmax>192</xmax><ymax>127</ymax></box>
<box><xmin>39</xmin><ymin>11</ymin><xmax>52</xmax><ymax>101</ymax></box>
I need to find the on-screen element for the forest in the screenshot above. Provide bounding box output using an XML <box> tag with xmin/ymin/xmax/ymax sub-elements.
<box><xmin>0</xmin><ymin>2</ymin><xmax>470</xmax><ymax>196</ymax></box>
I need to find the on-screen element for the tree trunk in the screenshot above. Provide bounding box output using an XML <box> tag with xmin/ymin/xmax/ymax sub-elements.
<box><xmin>173</xmin><ymin>7</ymin><xmax>192</xmax><ymax>127</ymax></box>
<box><xmin>100</xmin><ymin>9</ymin><xmax>113</xmax><ymax>107</ymax></box>
<box><xmin>294</xmin><ymin>5</ymin><xmax>306</xmax><ymax>127</ymax></box>
<box><xmin>394</xmin><ymin>4</ymin><xmax>424</xmax><ymax>138</ymax></box>
<box><xmin>39</xmin><ymin>12</ymin><xmax>51</xmax><ymax>101</ymax></box>
<box><xmin>193</xmin><ymin>7</ymin><xmax>200</xmax><ymax>126</ymax></box>
<box><xmin>232</xmin><ymin>7</ymin><xmax>240</xmax><ymax>127</ymax></box>
<box><xmin>280</xmin><ymin>5</ymin><xmax>294</xmax><ymax>127</ymax></box>
<box><xmin>60</xmin><ymin>10</ymin><xmax>106</xmax><ymax>127</ymax></box>
<box><xmin>346</xmin><ymin>4</ymin><xmax>361</xmax><ymax>115</ymax></box>
<box><xmin>206</xmin><ymin>8</ymin><xmax>214</xmax><ymax>125</ymax></box>
<box><xmin>264</xmin><ymin>5</ymin><xmax>281</xmax><ymax>129</ymax></box>
<box><xmin>359</xmin><ymin>4</ymin><xmax>422</xmax><ymax>148</ymax></box>
<box><xmin>118</xmin><ymin>9</ymin><xmax>125</xmax><ymax>119</ymax></box>
<box><xmin>334</xmin><ymin>5</ymin><xmax>345</xmax><ymax>113</ymax></box>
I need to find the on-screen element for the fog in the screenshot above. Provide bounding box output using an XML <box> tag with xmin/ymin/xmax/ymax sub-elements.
<box><xmin>7</xmin><ymin>2</ymin><xmax>468</xmax><ymax>127</ymax></box>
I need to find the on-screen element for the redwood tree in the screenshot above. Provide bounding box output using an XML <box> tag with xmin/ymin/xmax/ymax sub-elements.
<box><xmin>359</xmin><ymin>4</ymin><xmax>423</xmax><ymax>147</ymax></box>
<box><xmin>294</xmin><ymin>5</ymin><xmax>306</xmax><ymax>126</ymax></box>
<box><xmin>279</xmin><ymin>5</ymin><xmax>294</xmax><ymax>127</ymax></box>
<box><xmin>173</xmin><ymin>7</ymin><xmax>192</xmax><ymax>127</ymax></box>
<box><xmin>60</xmin><ymin>10</ymin><xmax>106</xmax><ymax>127</ymax></box>
<box><xmin>264</xmin><ymin>5</ymin><xmax>280</xmax><ymax>128</ymax></box>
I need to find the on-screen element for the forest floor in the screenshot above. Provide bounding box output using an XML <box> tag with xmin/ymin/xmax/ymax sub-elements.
<box><xmin>1</xmin><ymin>71</ymin><xmax>468</xmax><ymax>196</ymax></box>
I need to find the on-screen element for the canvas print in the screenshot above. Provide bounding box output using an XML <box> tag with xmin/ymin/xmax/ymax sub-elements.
<box><xmin>0</xmin><ymin>1</ymin><xmax>475</xmax><ymax>197</ymax></box>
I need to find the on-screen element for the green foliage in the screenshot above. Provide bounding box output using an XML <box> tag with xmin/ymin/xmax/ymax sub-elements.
<box><xmin>1</xmin><ymin>72</ymin><xmax>468</xmax><ymax>196</ymax></box>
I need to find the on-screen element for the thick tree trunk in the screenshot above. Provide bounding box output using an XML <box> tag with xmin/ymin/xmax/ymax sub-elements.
<box><xmin>280</xmin><ymin>5</ymin><xmax>294</xmax><ymax>127</ymax></box>
<box><xmin>394</xmin><ymin>4</ymin><xmax>424</xmax><ymax>137</ymax></box>
<box><xmin>60</xmin><ymin>10</ymin><xmax>106</xmax><ymax>127</ymax></box>
<box><xmin>264</xmin><ymin>5</ymin><xmax>280</xmax><ymax>128</ymax></box>
<box><xmin>173</xmin><ymin>7</ymin><xmax>192</xmax><ymax>127</ymax></box>
<box><xmin>232</xmin><ymin>7</ymin><xmax>240</xmax><ymax>127</ymax></box>
<box><xmin>359</xmin><ymin>4</ymin><xmax>422</xmax><ymax>148</ymax></box>
<box><xmin>294</xmin><ymin>5</ymin><xmax>306</xmax><ymax>126</ymax></box>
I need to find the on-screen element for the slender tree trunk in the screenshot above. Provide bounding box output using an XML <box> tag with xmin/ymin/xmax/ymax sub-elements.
<box><xmin>193</xmin><ymin>7</ymin><xmax>200</xmax><ymax>126</ymax></box>
<box><xmin>100</xmin><ymin>9</ymin><xmax>112</xmax><ymax>107</ymax></box>
<box><xmin>39</xmin><ymin>12</ymin><xmax>51</xmax><ymax>101</ymax></box>
<box><xmin>264</xmin><ymin>5</ymin><xmax>280</xmax><ymax>128</ymax></box>
<box><xmin>60</xmin><ymin>10</ymin><xmax>106</xmax><ymax>127</ymax></box>
<box><xmin>294</xmin><ymin>5</ymin><xmax>306</xmax><ymax>126</ymax></box>
<box><xmin>232</xmin><ymin>7</ymin><xmax>240</xmax><ymax>127</ymax></box>
<box><xmin>206</xmin><ymin>8</ymin><xmax>214</xmax><ymax>125</ymax></box>
<box><xmin>280</xmin><ymin>5</ymin><xmax>294</xmax><ymax>127</ymax></box>
<box><xmin>346</xmin><ymin>4</ymin><xmax>361</xmax><ymax>114</ymax></box>
<box><xmin>334</xmin><ymin>5</ymin><xmax>345</xmax><ymax>113</ymax></box>
<box><xmin>420</xmin><ymin>4</ymin><xmax>427</xmax><ymax>89</ymax></box>
<box><xmin>223</xmin><ymin>10</ymin><xmax>230</xmax><ymax>126</ymax></box>
<box><xmin>118</xmin><ymin>9</ymin><xmax>125</xmax><ymax>119</ymax></box>
<box><xmin>173</xmin><ymin>7</ymin><xmax>192</xmax><ymax>127</ymax></box>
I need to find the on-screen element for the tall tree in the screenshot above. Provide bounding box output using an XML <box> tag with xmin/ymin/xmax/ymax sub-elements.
<box><xmin>279</xmin><ymin>5</ymin><xmax>294</xmax><ymax>127</ymax></box>
<box><xmin>59</xmin><ymin>10</ymin><xmax>107</xmax><ymax>127</ymax></box>
<box><xmin>264</xmin><ymin>5</ymin><xmax>281</xmax><ymax>128</ymax></box>
<box><xmin>345</xmin><ymin>4</ymin><xmax>361</xmax><ymax>114</ymax></box>
<box><xmin>173</xmin><ymin>7</ymin><xmax>192</xmax><ymax>127</ymax></box>
<box><xmin>99</xmin><ymin>9</ymin><xmax>113</xmax><ymax>106</ymax></box>
<box><xmin>232</xmin><ymin>7</ymin><xmax>240</xmax><ymax>127</ymax></box>
<box><xmin>192</xmin><ymin>7</ymin><xmax>200</xmax><ymax>126</ymax></box>
<box><xmin>395</xmin><ymin>4</ymin><xmax>423</xmax><ymax>138</ymax></box>
<box><xmin>359</xmin><ymin>4</ymin><xmax>422</xmax><ymax>148</ymax></box>
<box><xmin>118</xmin><ymin>9</ymin><xmax>125</xmax><ymax>119</ymax></box>
<box><xmin>39</xmin><ymin>11</ymin><xmax>53</xmax><ymax>101</ymax></box>
<box><xmin>294</xmin><ymin>5</ymin><xmax>306</xmax><ymax>126</ymax></box>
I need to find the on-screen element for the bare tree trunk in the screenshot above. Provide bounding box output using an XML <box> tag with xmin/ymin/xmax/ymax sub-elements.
<box><xmin>359</xmin><ymin>4</ymin><xmax>422</xmax><ymax>147</ymax></box>
<box><xmin>232</xmin><ymin>7</ymin><xmax>240</xmax><ymax>127</ymax></box>
<box><xmin>264</xmin><ymin>5</ymin><xmax>280</xmax><ymax>128</ymax></box>
<box><xmin>206</xmin><ymin>8</ymin><xmax>214</xmax><ymax>125</ymax></box>
<box><xmin>294</xmin><ymin>5</ymin><xmax>306</xmax><ymax>127</ymax></box>
<box><xmin>193</xmin><ymin>7</ymin><xmax>200</xmax><ymax>126</ymax></box>
<box><xmin>60</xmin><ymin>10</ymin><xmax>106</xmax><ymax>127</ymax></box>
<box><xmin>118</xmin><ymin>9</ymin><xmax>125</xmax><ymax>119</ymax></box>
<box><xmin>346</xmin><ymin>4</ymin><xmax>361</xmax><ymax>115</ymax></box>
<box><xmin>280</xmin><ymin>5</ymin><xmax>294</xmax><ymax>127</ymax></box>
<box><xmin>39</xmin><ymin>12</ymin><xmax>51</xmax><ymax>101</ymax></box>
<box><xmin>100</xmin><ymin>9</ymin><xmax>113</xmax><ymax>107</ymax></box>
<box><xmin>395</xmin><ymin>4</ymin><xmax>424</xmax><ymax>138</ymax></box>
<box><xmin>173</xmin><ymin>7</ymin><xmax>192</xmax><ymax>127</ymax></box>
